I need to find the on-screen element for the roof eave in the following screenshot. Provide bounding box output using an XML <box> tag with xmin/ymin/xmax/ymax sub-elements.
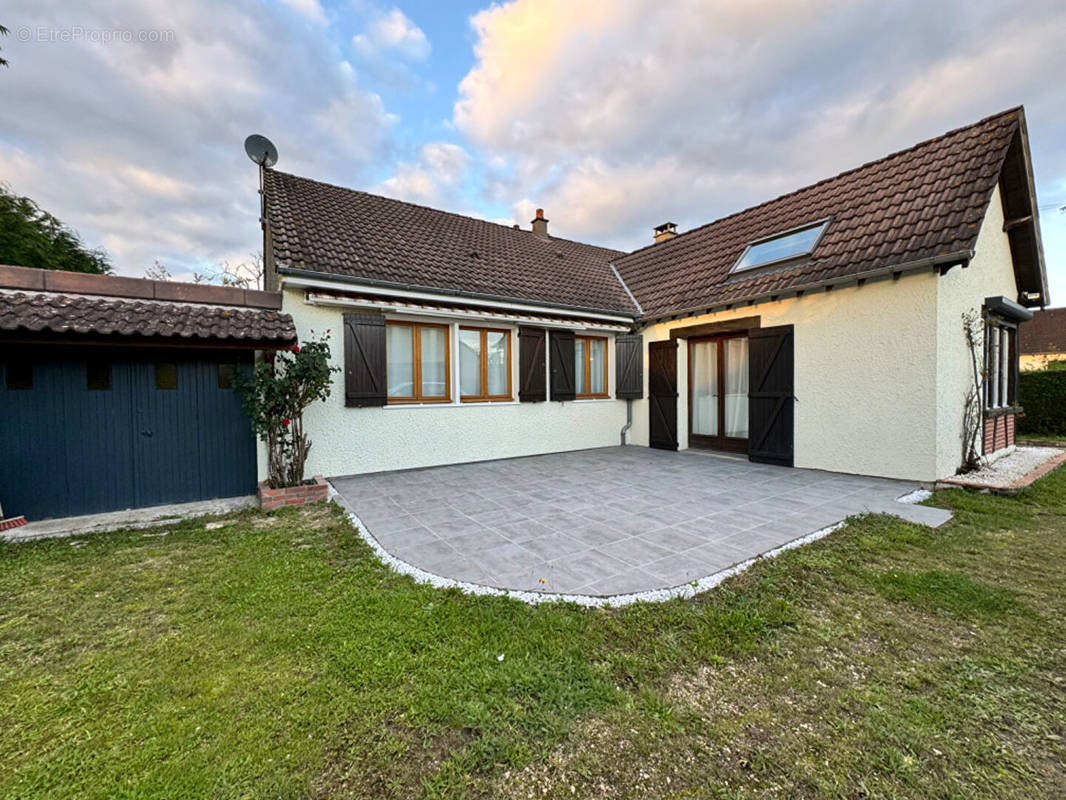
<box><xmin>636</xmin><ymin>249</ymin><xmax>973</xmax><ymax>324</ymax></box>
<box><xmin>276</xmin><ymin>266</ymin><xmax>639</xmax><ymax>322</ymax></box>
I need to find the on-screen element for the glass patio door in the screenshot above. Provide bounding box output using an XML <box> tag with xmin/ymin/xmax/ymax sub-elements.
<box><xmin>688</xmin><ymin>335</ymin><xmax>749</xmax><ymax>452</ymax></box>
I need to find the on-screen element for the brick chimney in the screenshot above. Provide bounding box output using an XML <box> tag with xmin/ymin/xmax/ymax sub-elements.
<box><xmin>531</xmin><ymin>208</ymin><xmax>549</xmax><ymax>237</ymax></box>
<box><xmin>654</xmin><ymin>222</ymin><xmax>677</xmax><ymax>243</ymax></box>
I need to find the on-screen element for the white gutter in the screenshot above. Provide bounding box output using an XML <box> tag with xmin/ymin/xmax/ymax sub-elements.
<box><xmin>304</xmin><ymin>292</ymin><xmax>630</xmax><ymax>332</ymax></box>
<box><xmin>280</xmin><ymin>274</ymin><xmax>635</xmax><ymax>325</ymax></box>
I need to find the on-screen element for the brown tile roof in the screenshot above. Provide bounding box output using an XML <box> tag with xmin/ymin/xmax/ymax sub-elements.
<box><xmin>614</xmin><ymin>108</ymin><xmax>1025</xmax><ymax>318</ymax></box>
<box><xmin>1019</xmin><ymin>308</ymin><xmax>1066</xmax><ymax>355</ymax></box>
<box><xmin>0</xmin><ymin>289</ymin><xmax>297</xmax><ymax>346</ymax></box>
<box><xmin>263</xmin><ymin>170</ymin><xmax>636</xmax><ymax>315</ymax></box>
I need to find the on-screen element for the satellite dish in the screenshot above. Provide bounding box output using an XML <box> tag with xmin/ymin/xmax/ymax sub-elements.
<box><xmin>244</xmin><ymin>134</ymin><xmax>278</xmax><ymax>168</ymax></box>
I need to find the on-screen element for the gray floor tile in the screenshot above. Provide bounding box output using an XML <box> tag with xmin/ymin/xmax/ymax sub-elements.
<box><xmin>597</xmin><ymin>535</ymin><xmax>676</xmax><ymax>567</ymax></box>
<box><xmin>336</xmin><ymin>445</ymin><xmax>934</xmax><ymax>597</ymax></box>
<box><xmin>519</xmin><ymin>532</ymin><xmax>588</xmax><ymax>561</ymax></box>
<box><xmin>495</xmin><ymin>519</ymin><xmax>558</xmax><ymax>544</ymax></box>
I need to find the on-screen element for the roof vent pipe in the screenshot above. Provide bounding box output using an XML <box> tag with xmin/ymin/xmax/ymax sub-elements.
<box><xmin>531</xmin><ymin>208</ymin><xmax>549</xmax><ymax>237</ymax></box>
<box><xmin>654</xmin><ymin>222</ymin><xmax>677</xmax><ymax>243</ymax></box>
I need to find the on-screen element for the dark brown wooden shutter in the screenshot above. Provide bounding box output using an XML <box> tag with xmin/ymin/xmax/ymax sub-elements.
<box><xmin>549</xmin><ymin>330</ymin><xmax>575</xmax><ymax>401</ymax></box>
<box><xmin>748</xmin><ymin>325</ymin><xmax>794</xmax><ymax>466</ymax></box>
<box><xmin>518</xmin><ymin>327</ymin><xmax>547</xmax><ymax>402</ymax></box>
<box><xmin>343</xmin><ymin>312</ymin><xmax>386</xmax><ymax>407</ymax></box>
<box><xmin>648</xmin><ymin>339</ymin><xmax>678</xmax><ymax>450</ymax></box>
<box><xmin>615</xmin><ymin>333</ymin><xmax>643</xmax><ymax>399</ymax></box>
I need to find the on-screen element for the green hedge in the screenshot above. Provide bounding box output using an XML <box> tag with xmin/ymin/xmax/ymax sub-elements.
<box><xmin>1018</xmin><ymin>363</ymin><xmax>1066</xmax><ymax>436</ymax></box>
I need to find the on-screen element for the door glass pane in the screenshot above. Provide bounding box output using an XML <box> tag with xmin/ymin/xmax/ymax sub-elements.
<box><xmin>87</xmin><ymin>361</ymin><xmax>112</xmax><ymax>391</ymax></box>
<box><xmin>691</xmin><ymin>341</ymin><xmax>718</xmax><ymax>436</ymax></box>
<box><xmin>387</xmin><ymin>324</ymin><xmax>413</xmax><ymax>397</ymax></box>
<box><xmin>6</xmin><ymin>360</ymin><xmax>33</xmax><ymax>390</ymax></box>
<box><xmin>724</xmin><ymin>337</ymin><xmax>749</xmax><ymax>438</ymax></box>
<box><xmin>486</xmin><ymin>331</ymin><xmax>508</xmax><ymax>396</ymax></box>
<box><xmin>589</xmin><ymin>339</ymin><xmax>606</xmax><ymax>394</ymax></box>
<box><xmin>575</xmin><ymin>338</ymin><xmax>587</xmax><ymax>395</ymax></box>
<box><xmin>459</xmin><ymin>329</ymin><xmax>481</xmax><ymax>396</ymax></box>
<box><xmin>420</xmin><ymin>326</ymin><xmax>447</xmax><ymax>397</ymax></box>
<box><xmin>155</xmin><ymin>363</ymin><xmax>177</xmax><ymax>390</ymax></box>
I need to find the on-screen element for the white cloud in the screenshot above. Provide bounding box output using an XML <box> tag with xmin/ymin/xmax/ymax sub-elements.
<box><xmin>375</xmin><ymin>142</ymin><xmax>471</xmax><ymax>205</ymax></box>
<box><xmin>0</xmin><ymin>0</ymin><xmax>397</xmax><ymax>277</ymax></box>
<box><xmin>353</xmin><ymin>7</ymin><xmax>430</xmax><ymax>61</ymax></box>
<box><xmin>454</xmin><ymin>0</ymin><xmax>1066</xmax><ymax>299</ymax></box>
<box><xmin>279</xmin><ymin>0</ymin><xmax>327</xmax><ymax>24</ymax></box>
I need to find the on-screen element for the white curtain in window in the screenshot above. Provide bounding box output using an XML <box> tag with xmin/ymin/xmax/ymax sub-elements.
<box><xmin>487</xmin><ymin>331</ymin><xmax>508</xmax><ymax>395</ymax></box>
<box><xmin>691</xmin><ymin>340</ymin><xmax>718</xmax><ymax>436</ymax></box>
<box><xmin>387</xmin><ymin>325</ymin><xmax>413</xmax><ymax>397</ymax></box>
<box><xmin>459</xmin><ymin>329</ymin><xmax>481</xmax><ymax>396</ymax></box>
<box><xmin>724</xmin><ymin>337</ymin><xmax>749</xmax><ymax>438</ymax></box>
<box><xmin>589</xmin><ymin>339</ymin><xmax>606</xmax><ymax>394</ymax></box>
<box><xmin>574</xmin><ymin>338</ymin><xmax>587</xmax><ymax>395</ymax></box>
<box><xmin>420</xmin><ymin>326</ymin><xmax>447</xmax><ymax>397</ymax></box>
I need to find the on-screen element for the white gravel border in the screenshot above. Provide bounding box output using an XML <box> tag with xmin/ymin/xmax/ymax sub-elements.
<box><xmin>896</xmin><ymin>488</ymin><xmax>933</xmax><ymax>504</ymax></box>
<box><xmin>329</xmin><ymin>483</ymin><xmax>846</xmax><ymax>608</ymax></box>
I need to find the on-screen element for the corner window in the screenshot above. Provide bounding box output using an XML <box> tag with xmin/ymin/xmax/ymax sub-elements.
<box><xmin>387</xmin><ymin>322</ymin><xmax>450</xmax><ymax>402</ymax></box>
<box><xmin>984</xmin><ymin>319</ymin><xmax>1017</xmax><ymax>410</ymax></box>
<box><xmin>5</xmin><ymin>361</ymin><xmax>33</xmax><ymax>391</ymax></box>
<box><xmin>732</xmin><ymin>220</ymin><xmax>829</xmax><ymax>273</ymax></box>
<box><xmin>459</xmin><ymin>326</ymin><xmax>511</xmax><ymax>402</ymax></box>
<box><xmin>575</xmin><ymin>335</ymin><xmax>608</xmax><ymax>398</ymax></box>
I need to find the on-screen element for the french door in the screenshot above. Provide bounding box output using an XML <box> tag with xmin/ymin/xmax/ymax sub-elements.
<box><xmin>688</xmin><ymin>334</ymin><xmax>749</xmax><ymax>453</ymax></box>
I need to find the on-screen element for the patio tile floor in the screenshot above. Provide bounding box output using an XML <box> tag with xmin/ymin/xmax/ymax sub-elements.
<box><xmin>331</xmin><ymin>446</ymin><xmax>952</xmax><ymax>597</ymax></box>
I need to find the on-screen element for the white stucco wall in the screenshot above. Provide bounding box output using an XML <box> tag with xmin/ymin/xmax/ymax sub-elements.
<box><xmin>933</xmin><ymin>185</ymin><xmax>1020</xmax><ymax>477</ymax></box>
<box><xmin>630</xmin><ymin>186</ymin><xmax>1021</xmax><ymax>483</ymax></box>
<box><xmin>266</xmin><ymin>288</ymin><xmax>629</xmax><ymax>478</ymax></box>
<box><xmin>631</xmin><ymin>273</ymin><xmax>942</xmax><ymax>480</ymax></box>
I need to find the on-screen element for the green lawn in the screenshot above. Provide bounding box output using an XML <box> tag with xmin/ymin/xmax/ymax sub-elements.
<box><xmin>2</xmin><ymin>471</ymin><xmax>1065</xmax><ymax>799</ymax></box>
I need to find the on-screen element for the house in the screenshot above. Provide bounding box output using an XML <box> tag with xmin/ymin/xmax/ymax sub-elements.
<box><xmin>1019</xmin><ymin>307</ymin><xmax>1066</xmax><ymax>370</ymax></box>
<box><xmin>261</xmin><ymin>107</ymin><xmax>1046</xmax><ymax>485</ymax></box>
<box><xmin>0</xmin><ymin>267</ymin><xmax>296</xmax><ymax>520</ymax></box>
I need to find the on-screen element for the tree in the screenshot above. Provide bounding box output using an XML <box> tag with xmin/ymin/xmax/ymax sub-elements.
<box><xmin>0</xmin><ymin>25</ymin><xmax>9</xmax><ymax>68</ymax></box>
<box><xmin>0</xmin><ymin>184</ymin><xmax>111</xmax><ymax>273</ymax></box>
<box><xmin>236</xmin><ymin>333</ymin><xmax>338</xmax><ymax>489</ymax></box>
<box><xmin>144</xmin><ymin>252</ymin><xmax>263</xmax><ymax>289</ymax></box>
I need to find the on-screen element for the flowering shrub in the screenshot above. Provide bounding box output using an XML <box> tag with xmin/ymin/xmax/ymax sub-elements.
<box><xmin>236</xmin><ymin>331</ymin><xmax>338</xmax><ymax>488</ymax></box>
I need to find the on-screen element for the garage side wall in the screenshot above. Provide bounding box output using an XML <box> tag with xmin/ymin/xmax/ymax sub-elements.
<box><xmin>265</xmin><ymin>290</ymin><xmax>629</xmax><ymax>479</ymax></box>
<box><xmin>630</xmin><ymin>272</ymin><xmax>942</xmax><ymax>481</ymax></box>
<box><xmin>934</xmin><ymin>184</ymin><xmax>1021</xmax><ymax>478</ymax></box>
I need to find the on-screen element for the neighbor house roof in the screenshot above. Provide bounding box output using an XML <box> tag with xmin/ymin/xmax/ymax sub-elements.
<box><xmin>263</xmin><ymin>170</ymin><xmax>636</xmax><ymax>315</ymax></box>
<box><xmin>1019</xmin><ymin>308</ymin><xmax>1066</xmax><ymax>355</ymax></box>
<box><xmin>613</xmin><ymin>107</ymin><xmax>1043</xmax><ymax>319</ymax></box>
<box><xmin>0</xmin><ymin>265</ymin><xmax>296</xmax><ymax>347</ymax></box>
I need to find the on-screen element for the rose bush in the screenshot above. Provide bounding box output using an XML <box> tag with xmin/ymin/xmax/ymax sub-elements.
<box><xmin>236</xmin><ymin>331</ymin><xmax>337</xmax><ymax>488</ymax></box>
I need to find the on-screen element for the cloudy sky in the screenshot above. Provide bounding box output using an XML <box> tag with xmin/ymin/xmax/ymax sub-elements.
<box><xmin>2</xmin><ymin>0</ymin><xmax>1065</xmax><ymax>302</ymax></box>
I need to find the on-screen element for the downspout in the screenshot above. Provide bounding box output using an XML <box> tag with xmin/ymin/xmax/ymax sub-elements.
<box><xmin>610</xmin><ymin>262</ymin><xmax>643</xmax><ymax>448</ymax></box>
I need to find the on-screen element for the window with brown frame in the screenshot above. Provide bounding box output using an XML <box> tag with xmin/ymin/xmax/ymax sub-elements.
<box><xmin>386</xmin><ymin>321</ymin><xmax>451</xmax><ymax>403</ymax></box>
<box><xmin>459</xmin><ymin>326</ymin><xmax>512</xmax><ymax>402</ymax></box>
<box><xmin>575</xmin><ymin>335</ymin><xmax>608</xmax><ymax>398</ymax></box>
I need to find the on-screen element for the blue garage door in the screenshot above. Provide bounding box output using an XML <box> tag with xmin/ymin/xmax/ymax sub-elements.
<box><xmin>0</xmin><ymin>347</ymin><xmax>257</xmax><ymax>520</ymax></box>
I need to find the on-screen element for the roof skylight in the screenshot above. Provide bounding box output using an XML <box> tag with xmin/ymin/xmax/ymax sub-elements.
<box><xmin>731</xmin><ymin>220</ymin><xmax>829</xmax><ymax>273</ymax></box>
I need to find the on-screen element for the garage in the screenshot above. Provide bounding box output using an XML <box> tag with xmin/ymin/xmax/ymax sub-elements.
<box><xmin>0</xmin><ymin>265</ymin><xmax>296</xmax><ymax>521</ymax></box>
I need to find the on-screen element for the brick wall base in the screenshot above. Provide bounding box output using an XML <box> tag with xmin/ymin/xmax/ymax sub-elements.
<box><xmin>259</xmin><ymin>476</ymin><xmax>329</xmax><ymax>511</ymax></box>
<box><xmin>983</xmin><ymin>412</ymin><xmax>1016</xmax><ymax>456</ymax></box>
